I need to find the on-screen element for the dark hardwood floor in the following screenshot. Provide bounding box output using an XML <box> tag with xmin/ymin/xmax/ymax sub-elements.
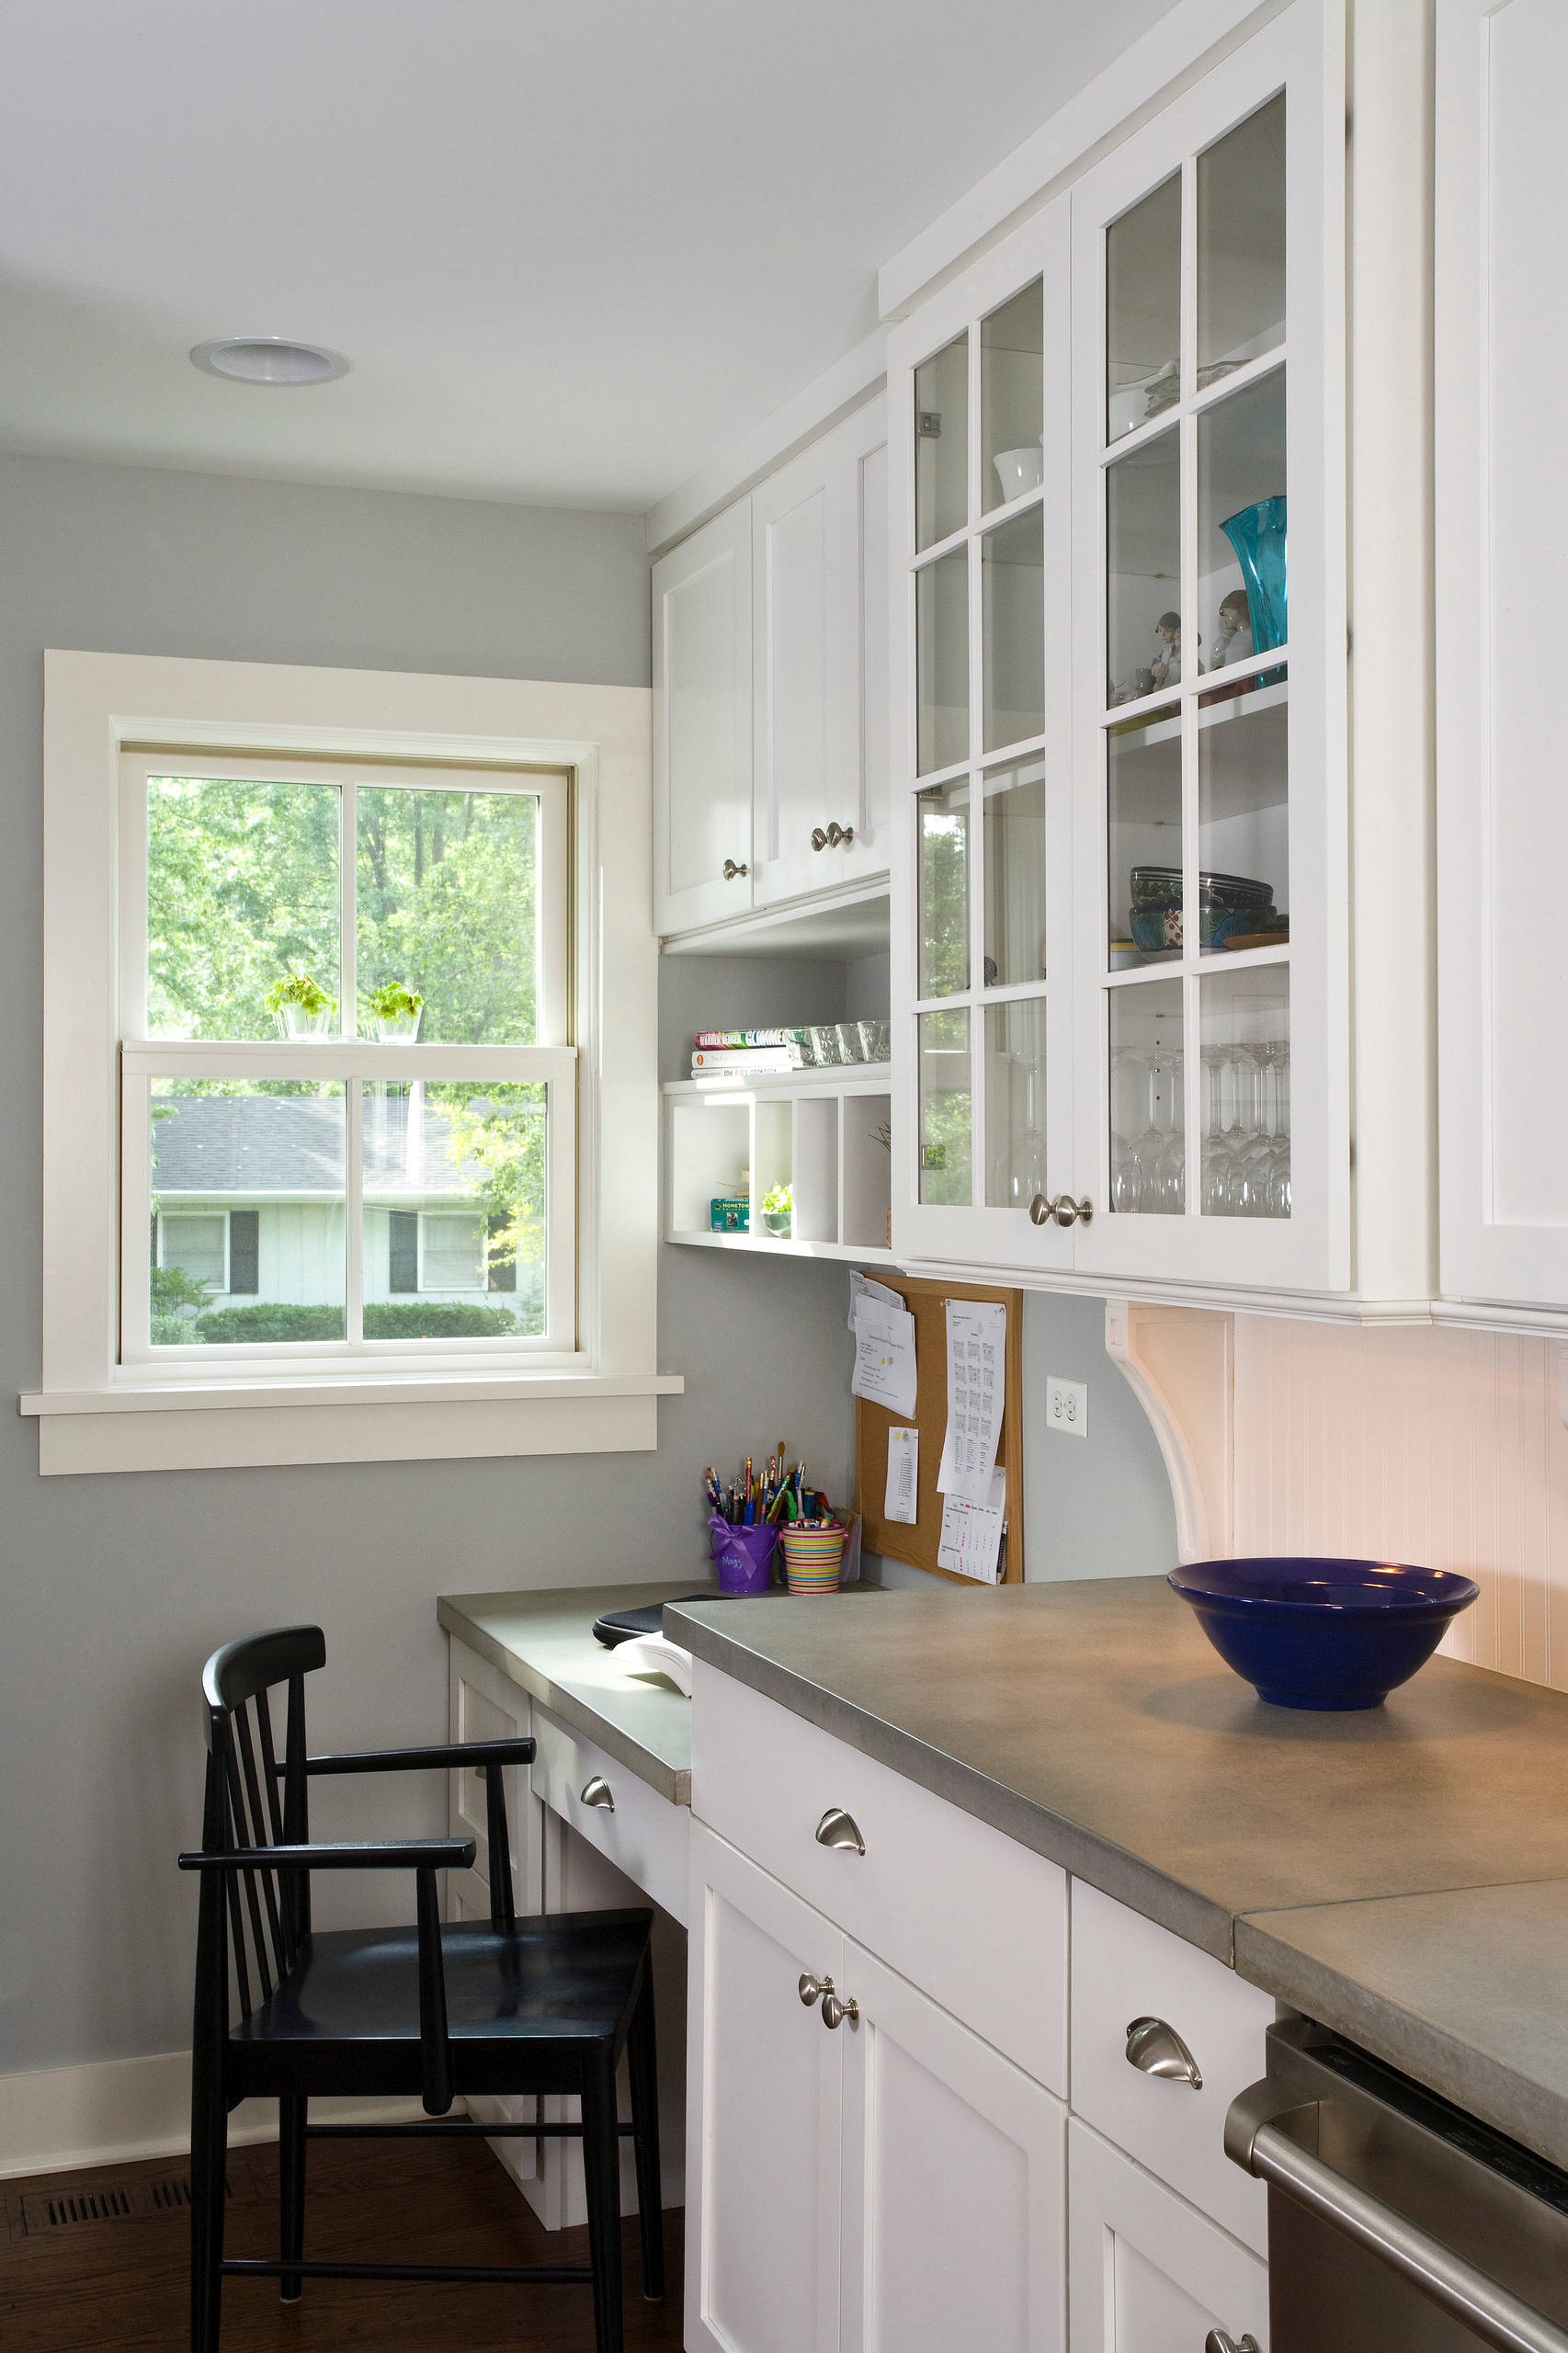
<box><xmin>0</xmin><ymin>2136</ymin><xmax>686</xmax><ymax>2351</ymax></box>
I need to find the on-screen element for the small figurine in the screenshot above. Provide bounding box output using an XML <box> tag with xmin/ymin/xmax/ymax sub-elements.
<box><xmin>1212</xmin><ymin>589</ymin><xmax>1255</xmax><ymax>672</ymax></box>
<box><xmin>1150</xmin><ymin>610</ymin><xmax>1185</xmax><ymax>688</ymax></box>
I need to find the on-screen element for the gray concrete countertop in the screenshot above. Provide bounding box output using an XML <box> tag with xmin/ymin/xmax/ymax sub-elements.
<box><xmin>438</xmin><ymin>1584</ymin><xmax>707</xmax><ymax>1804</ymax></box>
<box><xmin>668</xmin><ymin>1575</ymin><xmax>1568</xmax><ymax>2164</ymax></box>
<box><xmin>1234</xmin><ymin>1882</ymin><xmax>1568</xmax><ymax>2172</ymax></box>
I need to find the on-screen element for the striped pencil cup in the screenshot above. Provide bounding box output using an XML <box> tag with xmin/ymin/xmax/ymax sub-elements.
<box><xmin>779</xmin><ymin>1523</ymin><xmax>846</xmax><ymax>1595</ymax></box>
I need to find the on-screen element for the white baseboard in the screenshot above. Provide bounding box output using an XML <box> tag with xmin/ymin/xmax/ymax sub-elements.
<box><xmin>0</xmin><ymin>2049</ymin><xmax>443</xmax><ymax>2182</ymax></box>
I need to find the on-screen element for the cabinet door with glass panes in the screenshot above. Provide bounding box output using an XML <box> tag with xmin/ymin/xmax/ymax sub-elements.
<box><xmin>1069</xmin><ymin>5</ymin><xmax>1347</xmax><ymax>1293</ymax></box>
<box><xmin>890</xmin><ymin>199</ymin><xmax>1078</xmax><ymax>1270</ymax></box>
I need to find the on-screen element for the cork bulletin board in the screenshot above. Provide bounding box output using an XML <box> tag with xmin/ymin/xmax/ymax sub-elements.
<box><xmin>853</xmin><ymin>1273</ymin><xmax>1026</xmax><ymax>1585</ymax></box>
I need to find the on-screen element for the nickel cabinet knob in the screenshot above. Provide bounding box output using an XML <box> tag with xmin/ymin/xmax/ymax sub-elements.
<box><xmin>722</xmin><ymin>858</ymin><xmax>748</xmax><ymax>881</ymax></box>
<box><xmin>820</xmin><ymin>1990</ymin><xmax>859</xmax><ymax>2030</ymax></box>
<box><xmin>1205</xmin><ymin>2335</ymin><xmax>1260</xmax><ymax>2353</ymax></box>
<box><xmin>1125</xmin><ymin>2015</ymin><xmax>1202</xmax><ymax>2088</ymax></box>
<box><xmin>825</xmin><ymin>821</ymin><xmax>855</xmax><ymax>847</ymax></box>
<box><xmin>579</xmin><ymin>1776</ymin><xmax>614</xmax><ymax>1812</ymax></box>
<box><xmin>815</xmin><ymin>1806</ymin><xmax>865</xmax><ymax>1855</ymax></box>
<box><xmin>798</xmin><ymin>1972</ymin><xmax>832</xmax><ymax>2008</ymax></box>
<box><xmin>1029</xmin><ymin>1193</ymin><xmax>1094</xmax><ymax>1227</ymax></box>
<box><xmin>811</xmin><ymin>827</ymin><xmax>830</xmax><ymax>851</ymax></box>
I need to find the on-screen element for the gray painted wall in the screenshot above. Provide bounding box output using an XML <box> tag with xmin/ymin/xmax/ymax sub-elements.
<box><xmin>0</xmin><ymin>453</ymin><xmax>1175</xmax><ymax>2090</ymax></box>
<box><xmin>0</xmin><ymin>454</ymin><xmax>858</xmax><ymax>2078</ymax></box>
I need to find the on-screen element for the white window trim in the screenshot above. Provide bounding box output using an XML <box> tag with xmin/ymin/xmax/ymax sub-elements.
<box><xmin>24</xmin><ymin>651</ymin><xmax>682</xmax><ymax>1473</ymax></box>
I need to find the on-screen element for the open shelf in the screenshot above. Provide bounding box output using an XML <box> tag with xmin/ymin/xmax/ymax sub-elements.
<box><xmin>664</xmin><ymin>1064</ymin><xmax>895</xmax><ymax>1263</ymax></box>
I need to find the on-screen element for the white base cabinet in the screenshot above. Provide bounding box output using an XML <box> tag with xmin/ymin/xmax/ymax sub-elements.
<box><xmin>1068</xmin><ymin>2119</ymin><xmax>1269</xmax><ymax>2353</ymax></box>
<box><xmin>840</xmin><ymin>1941</ymin><xmax>1065</xmax><ymax>2353</ymax></box>
<box><xmin>686</xmin><ymin>1822</ymin><xmax>1066</xmax><ymax>2353</ymax></box>
<box><xmin>689</xmin><ymin>1663</ymin><xmax>1271</xmax><ymax>2353</ymax></box>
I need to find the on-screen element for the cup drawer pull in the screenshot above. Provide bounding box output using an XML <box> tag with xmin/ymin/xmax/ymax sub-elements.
<box><xmin>1125</xmin><ymin>2015</ymin><xmax>1202</xmax><ymax>2088</ymax></box>
<box><xmin>815</xmin><ymin>1806</ymin><xmax>865</xmax><ymax>1855</ymax></box>
<box><xmin>580</xmin><ymin>1776</ymin><xmax>615</xmax><ymax>1812</ymax></box>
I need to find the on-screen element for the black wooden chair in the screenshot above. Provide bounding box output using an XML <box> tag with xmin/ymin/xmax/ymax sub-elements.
<box><xmin>178</xmin><ymin>1624</ymin><xmax>662</xmax><ymax>2353</ymax></box>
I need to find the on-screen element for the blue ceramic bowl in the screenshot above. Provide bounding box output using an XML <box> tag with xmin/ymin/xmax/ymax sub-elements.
<box><xmin>1167</xmin><ymin>1556</ymin><xmax>1480</xmax><ymax>1711</ymax></box>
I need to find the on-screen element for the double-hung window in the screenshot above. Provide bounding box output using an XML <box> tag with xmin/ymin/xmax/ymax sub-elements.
<box><xmin>119</xmin><ymin>754</ymin><xmax>575</xmax><ymax>1364</ymax></box>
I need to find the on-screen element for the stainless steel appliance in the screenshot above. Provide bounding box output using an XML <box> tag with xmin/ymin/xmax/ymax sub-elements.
<box><xmin>1227</xmin><ymin>2017</ymin><xmax>1568</xmax><ymax>2353</ymax></box>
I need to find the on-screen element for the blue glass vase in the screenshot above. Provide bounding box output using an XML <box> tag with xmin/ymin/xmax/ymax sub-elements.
<box><xmin>1220</xmin><ymin>494</ymin><xmax>1287</xmax><ymax>683</ymax></box>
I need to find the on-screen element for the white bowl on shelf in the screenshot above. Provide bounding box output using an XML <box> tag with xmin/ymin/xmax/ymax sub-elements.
<box><xmin>994</xmin><ymin>447</ymin><xmax>1044</xmax><ymax>500</ymax></box>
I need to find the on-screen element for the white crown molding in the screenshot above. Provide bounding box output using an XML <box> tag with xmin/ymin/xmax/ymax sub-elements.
<box><xmin>878</xmin><ymin>0</ymin><xmax>1290</xmax><ymax>323</ymax></box>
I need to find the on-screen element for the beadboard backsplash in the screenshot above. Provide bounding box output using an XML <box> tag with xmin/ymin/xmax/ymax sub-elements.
<box><xmin>1231</xmin><ymin>1317</ymin><xmax>1568</xmax><ymax>1690</ymax></box>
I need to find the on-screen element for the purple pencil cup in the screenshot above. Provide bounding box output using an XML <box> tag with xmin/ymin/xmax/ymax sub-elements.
<box><xmin>708</xmin><ymin>1516</ymin><xmax>777</xmax><ymax>1596</ymax></box>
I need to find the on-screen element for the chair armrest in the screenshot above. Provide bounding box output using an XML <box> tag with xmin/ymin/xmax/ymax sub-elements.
<box><xmin>274</xmin><ymin>1738</ymin><xmax>537</xmax><ymax>1779</ymax></box>
<box><xmin>177</xmin><ymin>1836</ymin><xmax>476</xmax><ymax>1872</ymax></box>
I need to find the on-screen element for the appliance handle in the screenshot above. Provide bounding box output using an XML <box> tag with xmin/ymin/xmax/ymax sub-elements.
<box><xmin>1226</xmin><ymin>2083</ymin><xmax>1568</xmax><ymax>2353</ymax></box>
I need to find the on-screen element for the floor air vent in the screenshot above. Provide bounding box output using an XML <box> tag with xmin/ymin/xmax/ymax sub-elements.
<box><xmin>21</xmin><ymin>2186</ymin><xmax>135</xmax><ymax>2232</ymax></box>
<box><xmin>20</xmin><ymin>2171</ymin><xmax>234</xmax><ymax>2234</ymax></box>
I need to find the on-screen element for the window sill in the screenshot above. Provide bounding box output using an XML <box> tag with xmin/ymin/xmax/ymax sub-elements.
<box><xmin>18</xmin><ymin>1370</ymin><xmax>686</xmax><ymax>1476</ymax></box>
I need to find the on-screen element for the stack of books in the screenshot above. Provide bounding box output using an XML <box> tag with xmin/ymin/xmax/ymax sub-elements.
<box><xmin>691</xmin><ymin>1028</ymin><xmax>806</xmax><ymax>1080</ymax></box>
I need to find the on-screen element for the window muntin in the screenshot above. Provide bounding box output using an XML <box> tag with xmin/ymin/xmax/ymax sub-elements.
<box><xmin>120</xmin><ymin>755</ymin><xmax>574</xmax><ymax>1363</ymax></box>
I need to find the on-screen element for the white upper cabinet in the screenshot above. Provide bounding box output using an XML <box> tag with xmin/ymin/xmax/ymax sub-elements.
<box><xmin>653</xmin><ymin>499</ymin><xmax>755</xmax><ymax>935</ymax></box>
<box><xmin>1437</xmin><ymin>0</ymin><xmax>1568</xmax><ymax>1322</ymax></box>
<box><xmin>753</xmin><ymin>400</ymin><xmax>891</xmax><ymax>906</ymax></box>
<box><xmin>889</xmin><ymin>200</ymin><xmax>1078</xmax><ymax>1276</ymax></box>
<box><xmin>1069</xmin><ymin>11</ymin><xmax>1343</xmax><ymax>1296</ymax></box>
<box><xmin>890</xmin><ymin>1</ymin><xmax>1346</xmax><ymax>1301</ymax></box>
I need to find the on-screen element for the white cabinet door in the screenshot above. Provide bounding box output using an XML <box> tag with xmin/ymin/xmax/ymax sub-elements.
<box><xmin>1437</xmin><ymin>0</ymin><xmax>1568</xmax><ymax>1313</ymax></box>
<box><xmin>686</xmin><ymin>1824</ymin><xmax>845</xmax><ymax>2353</ymax></box>
<box><xmin>1068</xmin><ymin>2120</ymin><xmax>1268</xmax><ymax>2353</ymax></box>
<box><xmin>753</xmin><ymin>399</ymin><xmax>890</xmax><ymax>907</ymax></box>
<box><xmin>888</xmin><ymin>198</ymin><xmax>1079</xmax><ymax>1273</ymax></box>
<box><xmin>1067</xmin><ymin>6</ymin><xmax>1345</xmax><ymax>1299</ymax></box>
<box><xmin>653</xmin><ymin>499</ymin><xmax>754</xmax><ymax>936</ymax></box>
<box><xmin>840</xmin><ymin>1940</ymin><xmax>1066</xmax><ymax>2353</ymax></box>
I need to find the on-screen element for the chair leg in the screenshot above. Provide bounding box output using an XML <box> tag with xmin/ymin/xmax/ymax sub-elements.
<box><xmin>188</xmin><ymin>2077</ymin><xmax>227</xmax><ymax>2352</ymax></box>
<box><xmin>580</xmin><ymin>2044</ymin><xmax>625</xmax><ymax>2353</ymax></box>
<box><xmin>626</xmin><ymin>1962</ymin><xmax>665</xmax><ymax>2302</ymax></box>
<box><xmin>278</xmin><ymin>2095</ymin><xmax>306</xmax><ymax>2302</ymax></box>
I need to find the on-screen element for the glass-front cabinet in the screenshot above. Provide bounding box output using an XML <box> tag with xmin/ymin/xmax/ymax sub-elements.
<box><xmin>895</xmin><ymin>199</ymin><xmax>1077</xmax><ymax>1271</ymax></box>
<box><xmin>892</xmin><ymin>0</ymin><xmax>1344</xmax><ymax>1295</ymax></box>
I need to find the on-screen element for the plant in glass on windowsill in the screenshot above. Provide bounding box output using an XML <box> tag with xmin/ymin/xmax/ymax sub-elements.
<box><xmin>366</xmin><ymin>981</ymin><xmax>423</xmax><ymax>1041</ymax></box>
<box><xmin>263</xmin><ymin>970</ymin><xmax>335</xmax><ymax>1039</ymax></box>
<box><xmin>762</xmin><ymin>1182</ymin><xmax>793</xmax><ymax>1238</ymax></box>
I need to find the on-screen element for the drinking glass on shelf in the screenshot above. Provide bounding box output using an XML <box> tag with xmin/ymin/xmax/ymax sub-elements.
<box><xmin>811</xmin><ymin>1026</ymin><xmax>842</xmax><ymax>1065</ymax></box>
<box><xmin>1109</xmin><ymin>1048</ymin><xmax>1150</xmax><ymax>1213</ymax></box>
<box><xmin>1147</xmin><ymin>1041</ymin><xmax>1186</xmax><ymax>1213</ymax></box>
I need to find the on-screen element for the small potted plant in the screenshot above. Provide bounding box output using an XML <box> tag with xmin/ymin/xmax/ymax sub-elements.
<box><xmin>368</xmin><ymin>982</ymin><xmax>423</xmax><ymax>1042</ymax></box>
<box><xmin>762</xmin><ymin>1181</ymin><xmax>793</xmax><ymax>1238</ymax></box>
<box><xmin>264</xmin><ymin>970</ymin><xmax>335</xmax><ymax>1039</ymax></box>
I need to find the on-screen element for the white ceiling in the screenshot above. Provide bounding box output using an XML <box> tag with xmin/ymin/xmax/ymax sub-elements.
<box><xmin>0</xmin><ymin>0</ymin><xmax>1176</xmax><ymax>514</ymax></box>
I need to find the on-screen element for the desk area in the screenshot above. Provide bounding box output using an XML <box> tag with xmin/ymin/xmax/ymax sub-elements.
<box><xmin>437</xmin><ymin>1582</ymin><xmax>701</xmax><ymax>1803</ymax></box>
<box><xmin>438</xmin><ymin>1582</ymin><xmax>701</xmax><ymax>2236</ymax></box>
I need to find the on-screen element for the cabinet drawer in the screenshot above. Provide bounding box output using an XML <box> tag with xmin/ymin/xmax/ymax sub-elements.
<box><xmin>530</xmin><ymin>1704</ymin><xmax>690</xmax><ymax>1926</ymax></box>
<box><xmin>691</xmin><ymin>1663</ymin><xmax>1067</xmax><ymax>2093</ymax></box>
<box><xmin>1069</xmin><ymin>1879</ymin><xmax>1271</xmax><ymax>2255</ymax></box>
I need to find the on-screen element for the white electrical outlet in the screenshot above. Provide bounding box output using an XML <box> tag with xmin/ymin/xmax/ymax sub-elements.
<box><xmin>1045</xmin><ymin>1376</ymin><xmax>1088</xmax><ymax>1437</ymax></box>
